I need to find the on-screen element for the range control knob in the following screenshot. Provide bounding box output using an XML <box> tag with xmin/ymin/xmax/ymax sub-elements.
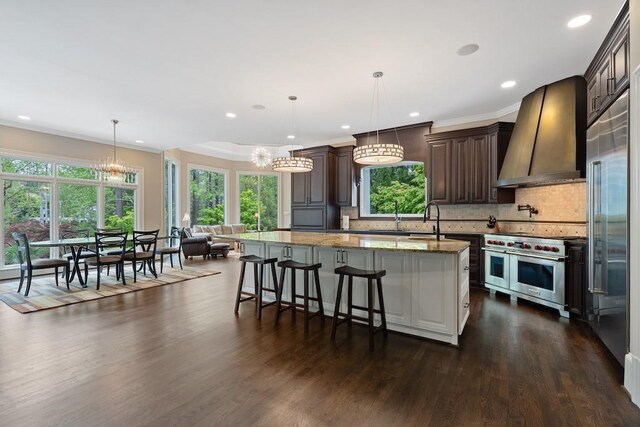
<box><xmin>551</xmin><ymin>247</ymin><xmax>560</xmax><ymax>253</ymax></box>
<box><xmin>487</xmin><ymin>240</ymin><xmax>494</xmax><ymax>244</ymax></box>
<box><xmin>543</xmin><ymin>246</ymin><xmax>551</xmax><ymax>251</ymax></box>
<box><xmin>507</xmin><ymin>242</ymin><xmax>515</xmax><ymax>247</ymax></box>
<box><xmin>498</xmin><ymin>241</ymin><xmax>505</xmax><ymax>246</ymax></box>
<box><xmin>523</xmin><ymin>243</ymin><xmax>531</xmax><ymax>249</ymax></box>
<box><xmin>534</xmin><ymin>245</ymin><xmax>542</xmax><ymax>250</ymax></box>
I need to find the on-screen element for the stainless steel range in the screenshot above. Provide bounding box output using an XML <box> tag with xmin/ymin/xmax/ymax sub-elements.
<box><xmin>483</xmin><ymin>234</ymin><xmax>569</xmax><ymax>317</ymax></box>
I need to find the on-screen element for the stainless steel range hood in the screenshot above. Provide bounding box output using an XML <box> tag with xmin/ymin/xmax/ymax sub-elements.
<box><xmin>495</xmin><ymin>76</ymin><xmax>587</xmax><ymax>188</ymax></box>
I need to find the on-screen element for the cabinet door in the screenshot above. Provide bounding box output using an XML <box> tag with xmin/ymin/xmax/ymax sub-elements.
<box><xmin>469</xmin><ymin>135</ymin><xmax>488</xmax><ymax>203</ymax></box>
<box><xmin>586</xmin><ymin>74</ymin><xmax>599</xmax><ymax>125</ymax></box>
<box><xmin>488</xmin><ymin>132</ymin><xmax>499</xmax><ymax>203</ymax></box>
<box><xmin>374</xmin><ymin>251</ymin><xmax>412</xmax><ymax>326</ymax></box>
<box><xmin>411</xmin><ymin>254</ymin><xmax>455</xmax><ymax>334</ymax></box>
<box><xmin>452</xmin><ymin>137</ymin><xmax>470</xmax><ymax>204</ymax></box>
<box><xmin>308</xmin><ymin>153</ymin><xmax>326</xmax><ymax>205</ymax></box>
<box><xmin>292</xmin><ymin>172</ymin><xmax>308</xmax><ymax>206</ymax></box>
<box><xmin>611</xmin><ymin>30</ymin><xmax>629</xmax><ymax>96</ymax></box>
<box><xmin>565</xmin><ymin>244</ymin><xmax>586</xmax><ymax>319</ymax></box>
<box><xmin>314</xmin><ymin>247</ymin><xmax>342</xmax><ymax>314</ymax></box>
<box><xmin>336</xmin><ymin>149</ymin><xmax>354</xmax><ymax>207</ymax></box>
<box><xmin>596</xmin><ymin>57</ymin><xmax>612</xmax><ymax>112</ymax></box>
<box><xmin>291</xmin><ymin>207</ymin><xmax>325</xmax><ymax>230</ymax></box>
<box><xmin>427</xmin><ymin>140</ymin><xmax>452</xmax><ymax>204</ymax></box>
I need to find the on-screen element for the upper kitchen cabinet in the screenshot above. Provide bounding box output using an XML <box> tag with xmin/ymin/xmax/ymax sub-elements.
<box><xmin>425</xmin><ymin>122</ymin><xmax>515</xmax><ymax>205</ymax></box>
<box><xmin>335</xmin><ymin>146</ymin><xmax>355</xmax><ymax>207</ymax></box>
<box><xmin>290</xmin><ymin>146</ymin><xmax>339</xmax><ymax>230</ymax></box>
<box><xmin>585</xmin><ymin>2</ymin><xmax>629</xmax><ymax>126</ymax></box>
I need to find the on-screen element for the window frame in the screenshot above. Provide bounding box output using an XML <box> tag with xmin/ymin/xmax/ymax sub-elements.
<box><xmin>0</xmin><ymin>149</ymin><xmax>143</xmax><ymax>270</ymax></box>
<box><xmin>236</xmin><ymin>171</ymin><xmax>281</xmax><ymax>231</ymax></box>
<box><xmin>358</xmin><ymin>160</ymin><xmax>427</xmax><ymax>219</ymax></box>
<box><xmin>187</xmin><ymin>163</ymin><xmax>229</xmax><ymax>225</ymax></box>
<box><xmin>164</xmin><ymin>157</ymin><xmax>180</xmax><ymax>235</ymax></box>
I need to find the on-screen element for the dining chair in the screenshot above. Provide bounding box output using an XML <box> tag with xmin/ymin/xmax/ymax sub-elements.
<box><xmin>12</xmin><ymin>232</ymin><xmax>70</xmax><ymax>296</ymax></box>
<box><xmin>59</xmin><ymin>229</ymin><xmax>94</xmax><ymax>280</ymax></box>
<box><xmin>84</xmin><ymin>231</ymin><xmax>128</xmax><ymax>289</ymax></box>
<box><xmin>157</xmin><ymin>226</ymin><xmax>183</xmax><ymax>273</ymax></box>
<box><xmin>123</xmin><ymin>230</ymin><xmax>159</xmax><ymax>282</ymax></box>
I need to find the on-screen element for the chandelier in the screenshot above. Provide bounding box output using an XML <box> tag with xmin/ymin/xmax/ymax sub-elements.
<box><xmin>251</xmin><ymin>146</ymin><xmax>272</xmax><ymax>167</ymax></box>
<box><xmin>352</xmin><ymin>72</ymin><xmax>404</xmax><ymax>165</ymax></box>
<box><xmin>94</xmin><ymin>119</ymin><xmax>131</xmax><ymax>182</ymax></box>
<box><xmin>271</xmin><ymin>96</ymin><xmax>313</xmax><ymax>173</ymax></box>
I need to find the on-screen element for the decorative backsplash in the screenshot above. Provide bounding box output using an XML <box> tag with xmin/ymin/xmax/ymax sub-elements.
<box><xmin>341</xmin><ymin>182</ymin><xmax>586</xmax><ymax>237</ymax></box>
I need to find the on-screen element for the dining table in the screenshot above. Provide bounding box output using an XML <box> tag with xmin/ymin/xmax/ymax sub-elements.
<box><xmin>30</xmin><ymin>235</ymin><xmax>172</xmax><ymax>288</ymax></box>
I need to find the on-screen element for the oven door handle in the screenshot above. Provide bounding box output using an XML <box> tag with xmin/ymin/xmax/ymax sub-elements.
<box><xmin>507</xmin><ymin>250</ymin><xmax>566</xmax><ymax>262</ymax></box>
<box><xmin>481</xmin><ymin>248</ymin><xmax>508</xmax><ymax>254</ymax></box>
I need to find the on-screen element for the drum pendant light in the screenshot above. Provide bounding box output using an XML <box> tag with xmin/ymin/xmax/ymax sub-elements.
<box><xmin>353</xmin><ymin>72</ymin><xmax>404</xmax><ymax>165</ymax></box>
<box><xmin>271</xmin><ymin>96</ymin><xmax>313</xmax><ymax>173</ymax></box>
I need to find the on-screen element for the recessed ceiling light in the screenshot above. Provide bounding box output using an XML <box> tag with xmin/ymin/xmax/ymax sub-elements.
<box><xmin>568</xmin><ymin>15</ymin><xmax>591</xmax><ymax>28</ymax></box>
<box><xmin>252</xmin><ymin>104</ymin><xmax>266</xmax><ymax>110</ymax></box>
<box><xmin>225</xmin><ymin>112</ymin><xmax>236</xmax><ymax>118</ymax></box>
<box><xmin>341</xmin><ymin>125</ymin><xmax>351</xmax><ymax>129</ymax></box>
<box><xmin>457</xmin><ymin>44</ymin><xmax>480</xmax><ymax>56</ymax></box>
<box><xmin>501</xmin><ymin>80</ymin><xmax>516</xmax><ymax>89</ymax></box>
<box><xmin>17</xmin><ymin>115</ymin><xmax>31</xmax><ymax>120</ymax></box>
<box><xmin>135</xmin><ymin>140</ymin><xmax>144</xmax><ymax>144</ymax></box>
<box><xmin>287</xmin><ymin>135</ymin><xmax>296</xmax><ymax>140</ymax></box>
<box><xmin>409</xmin><ymin>112</ymin><xmax>420</xmax><ymax>117</ymax></box>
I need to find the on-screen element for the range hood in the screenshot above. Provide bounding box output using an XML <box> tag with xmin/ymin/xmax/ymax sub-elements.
<box><xmin>495</xmin><ymin>75</ymin><xmax>587</xmax><ymax>188</ymax></box>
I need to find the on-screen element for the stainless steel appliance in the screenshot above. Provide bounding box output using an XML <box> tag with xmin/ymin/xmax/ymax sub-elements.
<box><xmin>586</xmin><ymin>89</ymin><xmax>629</xmax><ymax>366</ymax></box>
<box><xmin>483</xmin><ymin>234</ymin><xmax>568</xmax><ymax>317</ymax></box>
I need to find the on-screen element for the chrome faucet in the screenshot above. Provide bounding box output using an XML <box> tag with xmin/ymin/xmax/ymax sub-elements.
<box><xmin>394</xmin><ymin>200</ymin><xmax>401</xmax><ymax>231</ymax></box>
<box><xmin>423</xmin><ymin>201</ymin><xmax>441</xmax><ymax>241</ymax></box>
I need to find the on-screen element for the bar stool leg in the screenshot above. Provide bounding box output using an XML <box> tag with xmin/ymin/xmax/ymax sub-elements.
<box><xmin>257</xmin><ymin>264</ymin><xmax>264</xmax><ymax>320</ymax></box>
<box><xmin>270</xmin><ymin>262</ymin><xmax>279</xmax><ymax>295</ymax></box>
<box><xmin>347</xmin><ymin>276</ymin><xmax>353</xmax><ymax>332</ymax></box>
<box><xmin>234</xmin><ymin>261</ymin><xmax>247</xmax><ymax>313</ymax></box>
<box><xmin>313</xmin><ymin>268</ymin><xmax>325</xmax><ymax>324</ymax></box>
<box><xmin>303</xmin><ymin>269</ymin><xmax>309</xmax><ymax>335</ymax></box>
<box><xmin>331</xmin><ymin>273</ymin><xmax>345</xmax><ymax>342</ymax></box>
<box><xmin>275</xmin><ymin>266</ymin><xmax>287</xmax><ymax>325</ymax></box>
<box><xmin>368</xmin><ymin>278</ymin><xmax>375</xmax><ymax>351</ymax></box>
<box><xmin>291</xmin><ymin>270</ymin><xmax>297</xmax><ymax>323</ymax></box>
<box><xmin>377</xmin><ymin>278</ymin><xmax>388</xmax><ymax>336</ymax></box>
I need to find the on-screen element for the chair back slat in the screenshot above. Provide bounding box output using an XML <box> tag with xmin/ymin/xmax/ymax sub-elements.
<box><xmin>133</xmin><ymin>230</ymin><xmax>159</xmax><ymax>254</ymax></box>
<box><xmin>94</xmin><ymin>231</ymin><xmax>128</xmax><ymax>259</ymax></box>
<box><xmin>169</xmin><ymin>226</ymin><xmax>183</xmax><ymax>248</ymax></box>
<box><xmin>11</xmin><ymin>232</ymin><xmax>31</xmax><ymax>267</ymax></box>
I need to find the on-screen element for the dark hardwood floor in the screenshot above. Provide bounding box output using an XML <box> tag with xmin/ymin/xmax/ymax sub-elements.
<box><xmin>1</xmin><ymin>255</ymin><xmax>639</xmax><ymax>426</ymax></box>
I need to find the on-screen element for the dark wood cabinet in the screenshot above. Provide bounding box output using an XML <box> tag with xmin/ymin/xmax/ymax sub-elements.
<box><xmin>335</xmin><ymin>146</ymin><xmax>354</xmax><ymax>207</ymax></box>
<box><xmin>290</xmin><ymin>146</ymin><xmax>339</xmax><ymax>230</ymax></box>
<box><xmin>425</xmin><ymin>122</ymin><xmax>514</xmax><ymax>205</ymax></box>
<box><xmin>565</xmin><ymin>240</ymin><xmax>587</xmax><ymax>320</ymax></box>
<box><xmin>585</xmin><ymin>3</ymin><xmax>629</xmax><ymax>127</ymax></box>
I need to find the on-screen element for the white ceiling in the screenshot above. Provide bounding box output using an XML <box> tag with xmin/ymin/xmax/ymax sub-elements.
<box><xmin>0</xmin><ymin>0</ymin><xmax>624</xmax><ymax>160</ymax></box>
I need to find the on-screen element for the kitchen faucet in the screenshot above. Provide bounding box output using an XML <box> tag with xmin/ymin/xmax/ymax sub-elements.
<box><xmin>423</xmin><ymin>201</ymin><xmax>441</xmax><ymax>241</ymax></box>
<box><xmin>394</xmin><ymin>200</ymin><xmax>401</xmax><ymax>231</ymax></box>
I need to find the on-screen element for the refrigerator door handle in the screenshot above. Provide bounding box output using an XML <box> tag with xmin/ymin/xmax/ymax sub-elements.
<box><xmin>589</xmin><ymin>160</ymin><xmax>605</xmax><ymax>294</ymax></box>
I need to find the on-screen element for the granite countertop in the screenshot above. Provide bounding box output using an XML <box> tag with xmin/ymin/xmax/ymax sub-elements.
<box><xmin>217</xmin><ymin>231</ymin><xmax>470</xmax><ymax>254</ymax></box>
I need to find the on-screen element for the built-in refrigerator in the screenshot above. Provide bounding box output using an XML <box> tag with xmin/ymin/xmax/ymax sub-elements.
<box><xmin>586</xmin><ymin>89</ymin><xmax>629</xmax><ymax>367</ymax></box>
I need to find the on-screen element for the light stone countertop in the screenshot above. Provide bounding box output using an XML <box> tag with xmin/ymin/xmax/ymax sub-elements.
<box><xmin>217</xmin><ymin>231</ymin><xmax>470</xmax><ymax>254</ymax></box>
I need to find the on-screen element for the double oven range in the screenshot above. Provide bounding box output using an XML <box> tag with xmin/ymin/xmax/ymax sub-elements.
<box><xmin>483</xmin><ymin>233</ymin><xmax>570</xmax><ymax>317</ymax></box>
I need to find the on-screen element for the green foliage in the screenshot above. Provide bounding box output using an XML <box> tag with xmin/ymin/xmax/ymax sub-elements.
<box><xmin>368</xmin><ymin>163</ymin><xmax>425</xmax><ymax>214</ymax></box>
<box><xmin>190</xmin><ymin>169</ymin><xmax>225</xmax><ymax>226</ymax></box>
<box><xmin>197</xmin><ymin>205</ymin><xmax>225</xmax><ymax>225</ymax></box>
<box><xmin>105</xmin><ymin>210</ymin><xmax>135</xmax><ymax>233</ymax></box>
<box><xmin>239</xmin><ymin>175</ymin><xmax>278</xmax><ymax>231</ymax></box>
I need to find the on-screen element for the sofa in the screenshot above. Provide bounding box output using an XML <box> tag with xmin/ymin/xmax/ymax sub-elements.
<box><xmin>190</xmin><ymin>224</ymin><xmax>247</xmax><ymax>243</ymax></box>
<box><xmin>180</xmin><ymin>228</ymin><xmax>232</xmax><ymax>259</ymax></box>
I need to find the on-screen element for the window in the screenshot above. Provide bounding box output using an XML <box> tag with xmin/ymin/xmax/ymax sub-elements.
<box><xmin>189</xmin><ymin>166</ymin><xmax>226</xmax><ymax>226</ymax></box>
<box><xmin>164</xmin><ymin>159</ymin><xmax>179</xmax><ymax>235</ymax></box>
<box><xmin>360</xmin><ymin>161</ymin><xmax>426</xmax><ymax>217</ymax></box>
<box><xmin>239</xmin><ymin>173</ymin><xmax>279</xmax><ymax>231</ymax></box>
<box><xmin>0</xmin><ymin>154</ymin><xmax>141</xmax><ymax>268</ymax></box>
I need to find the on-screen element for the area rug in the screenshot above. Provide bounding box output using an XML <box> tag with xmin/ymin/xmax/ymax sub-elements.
<box><xmin>0</xmin><ymin>266</ymin><xmax>220</xmax><ymax>314</ymax></box>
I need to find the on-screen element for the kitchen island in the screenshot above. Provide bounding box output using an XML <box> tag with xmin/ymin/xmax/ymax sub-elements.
<box><xmin>219</xmin><ymin>231</ymin><xmax>470</xmax><ymax>346</ymax></box>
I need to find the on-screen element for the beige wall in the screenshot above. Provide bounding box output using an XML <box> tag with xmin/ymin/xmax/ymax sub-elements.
<box><xmin>0</xmin><ymin>124</ymin><xmax>163</xmax><ymax>231</ymax></box>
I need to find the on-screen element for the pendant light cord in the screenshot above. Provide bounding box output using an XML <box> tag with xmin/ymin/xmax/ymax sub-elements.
<box><xmin>112</xmin><ymin>119</ymin><xmax>118</xmax><ymax>159</ymax></box>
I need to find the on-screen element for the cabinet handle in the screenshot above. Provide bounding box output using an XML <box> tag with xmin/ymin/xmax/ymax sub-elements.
<box><xmin>464</xmin><ymin>302</ymin><xmax>470</xmax><ymax>309</ymax></box>
<box><xmin>342</xmin><ymin>250</ymin><xmax>347</xmax><ymax>264</ymax></box>
<box><xmin>607</xmin><ymin>77</ymin><xmax>616</xmax><ymax>96</ymax></box>
<box><xmin>287</xmin><ymin>246</ymin><xmax>292</xmax><ymax>258</ymax></box>
<box><xmin>594</xmin><ymin>95</ymin><xmax>600</xmax><ymax>111</ymax></box>
<box><xmin>336</xmin><ymin>250</ymin><xmax>341</xmax><ymax>264</ymax></box>
<box><xmin>464</xmin><ymin>266</ymin><xmax>469</xmax><ymax>271</ymax></box>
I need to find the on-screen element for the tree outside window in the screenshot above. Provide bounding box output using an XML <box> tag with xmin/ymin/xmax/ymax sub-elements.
<box><xmin>361</xmin><ymin>161</ymin><xmax>426</xmax><ymax>216</ymax></box>
<box><xmin>189</xmin><ymin>168</ymin><xmax>225</xmax><ymax>225</ymax></box>
<box><xmin>239</xmin><ymin>174</ymin><xmax>278</xmax><ymax>231</ymax></box>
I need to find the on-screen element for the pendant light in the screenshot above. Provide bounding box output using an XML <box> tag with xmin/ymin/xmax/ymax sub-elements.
<box><xmin>353</xmin><ymin>72</ymin><xmax>404</xmax><ymax>165</ymax></box>
<box><xmin>272</xmin><ymin>96</ymin><xmax>313</xmax><ymax>173</ymax></box>
<box><xmin>93</xmin><ymin>119</ymin><xmax>132</xmax><ymax>182</ymax></box>
<box><xmin>251</xmin><ymin>146</ymin><xmax>272</xmax><ymax>167</ymax></box>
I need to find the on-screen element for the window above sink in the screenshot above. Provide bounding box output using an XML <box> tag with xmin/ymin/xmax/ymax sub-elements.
<box><xmin>359</xmin><ymin>161</ymin><xmax>426</xmax><ymax>218</ymax></box>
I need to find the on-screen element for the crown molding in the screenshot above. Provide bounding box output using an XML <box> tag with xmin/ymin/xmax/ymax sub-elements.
<box><xmin>432</xmin><ymin>101</ymin><xmax>521</xmax><ymax>129</ymax></box>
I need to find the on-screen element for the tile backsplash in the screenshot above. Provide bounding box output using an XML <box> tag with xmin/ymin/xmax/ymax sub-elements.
<box><xmin>341</xmin><ymin>182</ymin><xmax>586</xmax><ymax>237</ymax></box>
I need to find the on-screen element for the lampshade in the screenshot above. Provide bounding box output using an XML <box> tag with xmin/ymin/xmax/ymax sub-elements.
<box><xmin>182</xmin><ymin>213</ymin><xmax>191</xmax><ymax>222</ymax></box>
<box><xmin>355</xmin><ymin>71</ymin><xmax>405</xmax><ymax>165</ymax></box>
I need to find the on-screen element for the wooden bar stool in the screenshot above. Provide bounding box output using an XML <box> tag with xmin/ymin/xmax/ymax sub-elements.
<box><xmin>275</xmin><ymin>260</ymin><xmax>325</xmax><ymax>335</ymax></box>
<box><xmin>331</xmin><ymin>265</ymin><xmax>388</xmax><ymax>351</ymax></box>
<box><xmin>234</xmin><ymin>255</ymin><xmax>279</xmax><ymax>319</ymax></box>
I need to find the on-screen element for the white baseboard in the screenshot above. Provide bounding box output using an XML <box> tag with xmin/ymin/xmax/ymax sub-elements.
<box><xmin>625</xmin><ymin>352</ymin><xmax>640</xmax><ymax>405</ymax></box>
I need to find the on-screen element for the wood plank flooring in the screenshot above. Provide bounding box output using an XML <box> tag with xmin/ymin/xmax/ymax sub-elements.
<box><xmin>0</xmin><ymin>255</ymin><xmax>639</xmax><ymax>426</ymax></box>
